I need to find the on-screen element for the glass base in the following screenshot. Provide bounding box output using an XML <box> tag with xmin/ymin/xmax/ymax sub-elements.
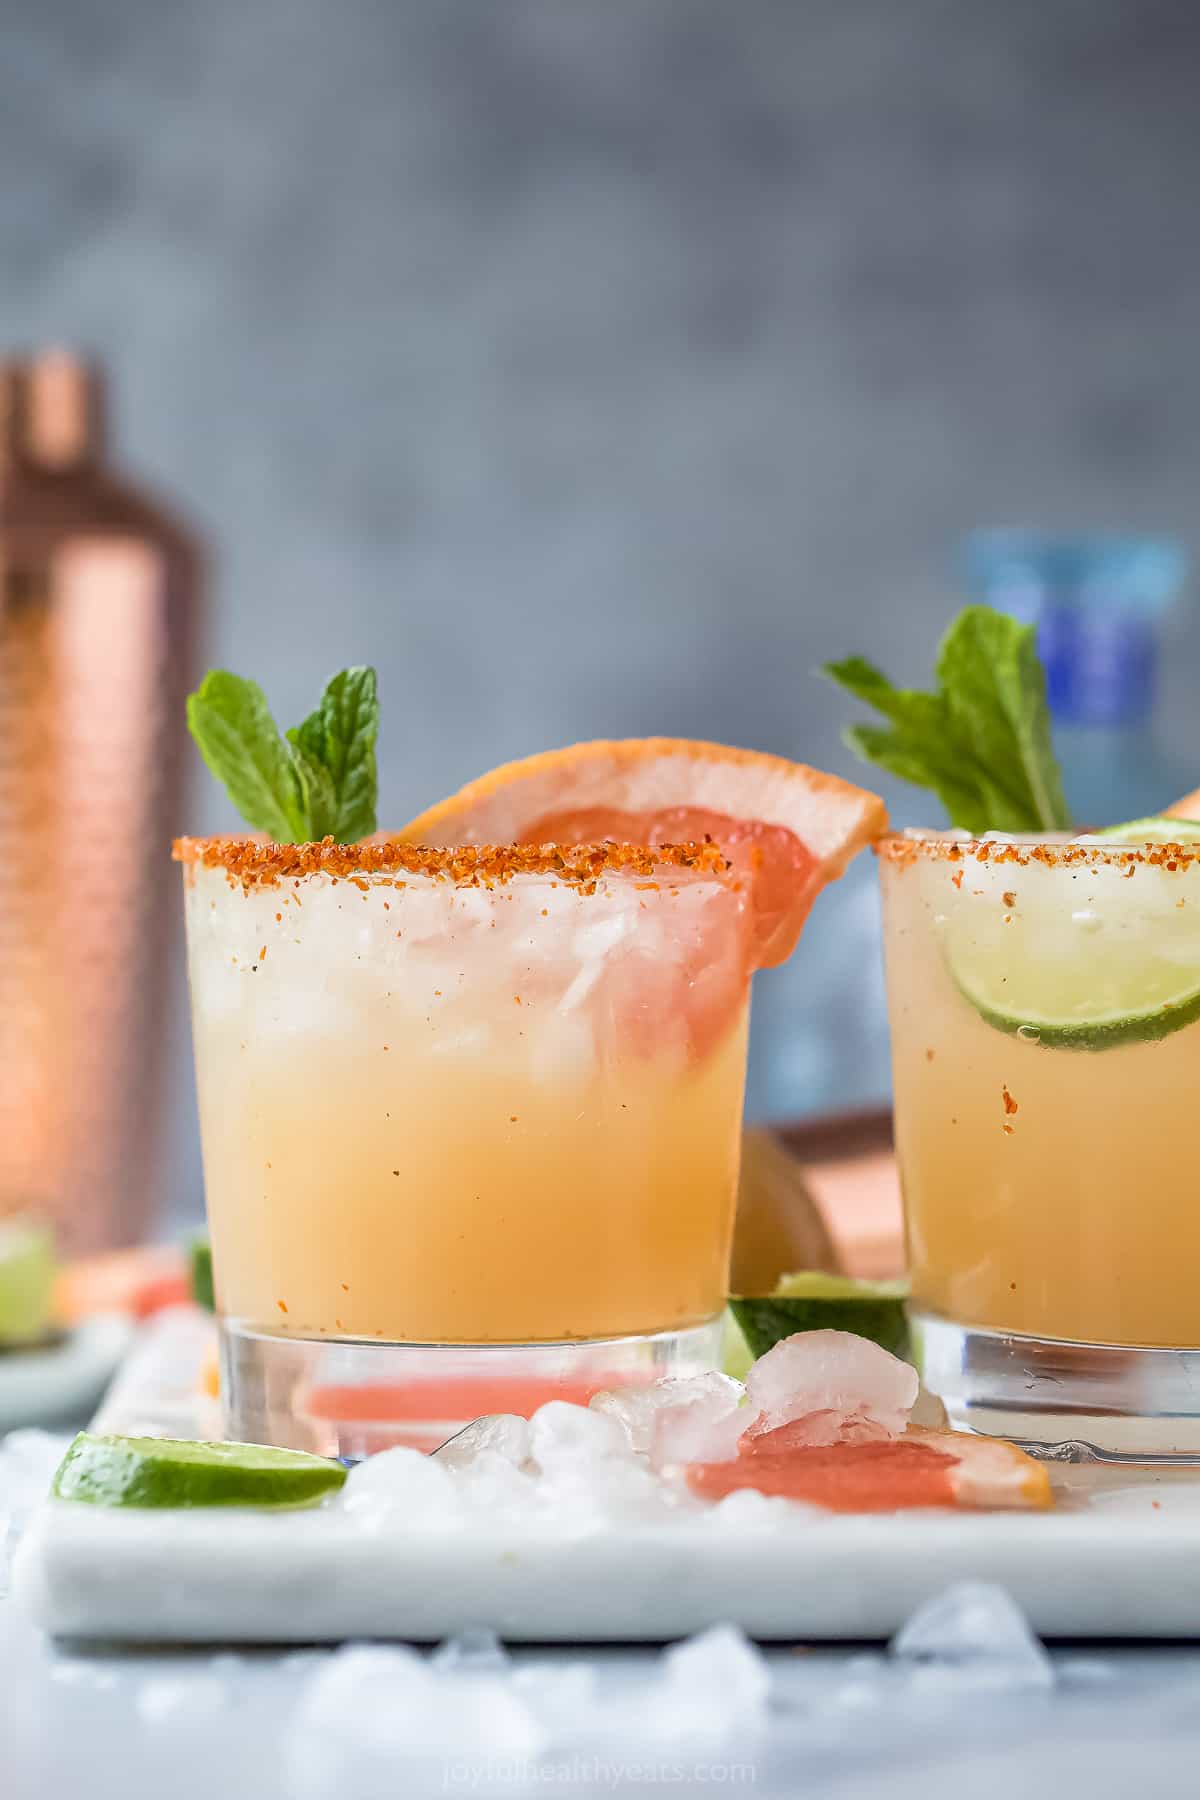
<box><xmin>913</xmin><ymin>1310</ymin><xmax>1200</xmax><ymax>1462</ymax></box>
<box><xmin>219</xmin><ymin>1316</ymin><xmax>724</xmax><ymax>1459</ymax></box>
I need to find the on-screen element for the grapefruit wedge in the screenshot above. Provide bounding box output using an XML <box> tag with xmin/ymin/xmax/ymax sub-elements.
<box><xmin>402</xmin><ymin>738</ymin><xmax>887</xmax><ymax>969</ymax></box>
<box><xmin>686</xmin><ymin>1426</ymin><xmax>1051</xmax><ymax>1514</ymax></box>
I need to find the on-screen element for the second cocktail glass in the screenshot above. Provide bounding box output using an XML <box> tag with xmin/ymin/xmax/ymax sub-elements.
<box><xmin>178</xmin><ymin>835</ymin><xmax>751</xmax><ymax>1456</ymax></box>
<box><xmin>880</xmin><ymin>829</ymin><xmax>1200</xmax><ymax>1456</ymax></box>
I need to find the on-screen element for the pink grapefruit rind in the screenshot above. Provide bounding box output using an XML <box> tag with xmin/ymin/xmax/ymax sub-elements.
<box><xmin>400</xmin><ymin>737</ymin><xmax>888</xmax><ymax>884</ymax></box>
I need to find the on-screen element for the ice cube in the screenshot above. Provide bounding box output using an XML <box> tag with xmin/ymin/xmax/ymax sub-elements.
<box><xmin>444</xmin><ymin>887</ymin><xmax>498</xmax><ymax>929</ymax></box>
<box><xmin>651</xmin><ymin>1393</ymin><xmax>748</xmax><ymax>1470</ymax></box>
<box><xmin>891</xmin><ymin>1581</ymin><xmax>1054</xmax><ymax>1690</ymax></box>
<box><xmin>590</xmin><ymin>1373</ymin><xmax>744</xmax><ymax>1456</ymax></box>
<box><xmin>434</xmin><ymin>1413</ymin><xmax>531</xmax><ymax>1471</ymax></box>
<box><xmin>528</xmin><ymin>1401</ymin><xmax>628</xmax><ymax>1472</ymax></box>
<box><xmin>663</xmin><ymin>1623</ymin><xmax>771</xmax><ymax>1729</ymax></box>
<box><xmin>538</xmin><ymin>1454</ymin><xmax>668</xmax><ymax>1523</ymax></box>
<box><xmin>288</xmin><ymin>1643</ymin><xmax>546</xmax><ymax>1795</ymax></box>
<box><xmin>136</xmin><ymin>1673</ymin><xmax>231</xmax><ymax>1726</ymax></box>
<box><xmin>431</xmin><ymin>1627</ymin><xmax>508</xmax><ymax>1674</ymax></box>
<box><xmin>340</xmin><ymin>1446</ymin><xmax>463</xmax><ymax>1530</ymax></box>
<box><xmin>741</xmin><ymin>1410</ymin><xmax>892</xmax><ymax>1452</ymax></box>
<box><xmin>705</xmin><ymin>1486</ymin><xmax>816</xmax><ymax>1529</ymax></box>
<box><xmin>744</xmin><ymin>1329</ymin><xmax>918</xmax><ymax>1438</ymax></box>
<box><xmin>454</xmin><ymin>1449</ymin><xmax>538</xmax><ymax>1517</ymax></box>
<box><xmin>529</xmin><ymin>1011</ymin><xmax>596</xmax><ymax>1085</ymax></box>
<box><xmin>523</xmin><ymin>1400</ymin><xmax>673</xmax><ymax>1523</ymax></box>
<box><xmin>511</xmin><ymin>1660</ymin><xmax>600</xmax><ymax>1739</ymax></box>
<box><xmin>909</xmin><ymin>1383</ymin><xmax>950</xmax><ymax>1430</ymax></box>
<box><xmin>573</xmin><ymin>910</ymin><xmax>634</xmax><ymax>961</ymax></box>
<box><xmin>556</xmin><ymin>959</ymin><xmax>606</xmax><ymax>1014</ymax></box>
<box><xmin>831</xmin><ymin>1651</ymin><xmax>889</xmax><ymax>1709</ymax></box>
<box><xmin>604</xmin><ymin>1625</ymin><xmax>771</xmax><ymax>1747</ymax></box>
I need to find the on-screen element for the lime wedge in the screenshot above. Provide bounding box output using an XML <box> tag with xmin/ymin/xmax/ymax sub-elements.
<box><xmin>0</xmin><ymin>1218</ymin><xmax>57</xmax><ymax>1347</ymax></box>
<box><xmin>1082</xmin><ymin>817</ymin><xmax>1200</xmax><ymax>845</ymax></box>
<box><xmin>729</xmin><ymin>1271</ymin><xmax>910</xmax><ymax>1361</ymax></box>
<box><xmin>720</xmin><ymin>1306</ymin><xmax>754</xmax><ymax>1380</ymax></box>
<box><xmin>52</xmin><ymin>1433</ymin><xmax>346</xmax><ymax>1509</ymax></box>
<box><xmin>189</xmin><ymin>1237</ymin><xmax>215</xmax><ymax>1312</ymax></box>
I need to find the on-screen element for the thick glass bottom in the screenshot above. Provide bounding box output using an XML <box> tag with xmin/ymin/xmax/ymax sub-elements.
<box><xmin>912</xmin><ymin>1310</ymin><xmax>1200</xmax><ymax>1461</ymax></box>
<box><xmin>219</xmin><ymin>1316</ymin><xmax>724</xmax><ymax>1459</ymax></box>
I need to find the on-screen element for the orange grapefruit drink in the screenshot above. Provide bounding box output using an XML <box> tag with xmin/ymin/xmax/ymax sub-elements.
<box><xmin>879</xmin><ymin>828</ymin><xmax>1200</xmax><ymax>1456</ymax></box>
<box><xmin>176</xmin><ymin>740</ymin><xmax>884</xmax><ymax>1456</ymax></box>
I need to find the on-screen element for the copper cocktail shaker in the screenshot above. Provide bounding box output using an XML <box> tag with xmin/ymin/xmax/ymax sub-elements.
<box><xmin>0</xmin><ymin>350</ymin><xmax>201</xmax><ymax>1253</ymax></box>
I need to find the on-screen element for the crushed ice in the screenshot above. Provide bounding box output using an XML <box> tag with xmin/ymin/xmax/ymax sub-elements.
<box><xmin>589</xmin><ymin>1371</ymin><xmax>742</xmax><ymax>1458</ymax></box>
<box><xmin>430</xmin><ymin>1625</ymin><xmax>509</xmax><ymax>1674</ymax></box>
<box><xmin>334</xmin><ymin>1329</ymin><xmax>925</xmax><ymax>1532</ymax></box>
<box><xmin>744</xmin><ymin>1329</ymin><xmax>918</xmax><ymax>1443</ymax></box>
<box><xmin>341</xmin><ymin>1445</ymin><xmax>465</xmax><ymax>1531</ymax></box>
<box><xmin>286</xmin><ymin>1623</ymin><xmax>771</xmax><ymax>1788</ymax></box>
<box><xmin>890</xmin><ymin>1581</ymin><xmax>1055</xmax><ymax>1690</ymax></box>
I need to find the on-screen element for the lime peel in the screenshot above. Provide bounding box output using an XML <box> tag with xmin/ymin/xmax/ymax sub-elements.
<box><xmin>729</xmin><ymin>1270</ymin><xmax>910</xmax><ymax>1363</ymax></box>
<box><xmin>52</xmin><ymin>1433</ymin><xmax>346</xmax><ymax>1510</ymax></box>
<box><xmin>1082</xmin><ymin>817</ymin><xmax>1200</xmax><ymax>845</ymax></box>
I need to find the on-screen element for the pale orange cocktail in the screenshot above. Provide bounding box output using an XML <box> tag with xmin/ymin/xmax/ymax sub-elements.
<box><xmin>879</xmin><ymin>829</ymin><xmax>1200</xmax><ymax>1453</ymax></box>
<box><xmin>178</xmin><ymin>836</ymin><xmax>751</xmax><ymax>1450</ymax></box>
<box><xmin>177</xmin><ymin>734</ymin><xmax>885</xmax><ymax>1455</ymax></box>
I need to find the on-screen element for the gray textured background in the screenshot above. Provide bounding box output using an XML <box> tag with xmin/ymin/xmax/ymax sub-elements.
<box><xmin>3</xmin><ymin>0</ymin><xmax>1199</xmax><ymax>1221</ymax></box>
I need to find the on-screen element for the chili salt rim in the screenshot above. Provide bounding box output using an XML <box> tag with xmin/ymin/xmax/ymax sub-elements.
<box><xmin>875</xmin><ymin>832</ymin><xmax>1200</xmax><ymax>872</ymax></box>
<box><xmin>172</xmin><ymin>834</ymin><xmax>733</xmax><ymax>892</ymax></box>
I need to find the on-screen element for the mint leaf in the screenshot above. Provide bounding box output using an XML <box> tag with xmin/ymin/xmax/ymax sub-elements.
<box><xmin>824</xmin><ymin>605</ymin><xmax>1071</xmax><ymax>833</ymax></box>
<box><xmin>285</xmin><ymin>740</ymin><xmax>338</xmax><ymax>840</ymax></box>
<box><xmin>186</xmin><ymin>672</ymin><xmax>305</xmax><ymax>842</ymax></box>
<box><xmin>936</xmin><ymin>607</ymin><xmax>1068</xmax><ymax>834</ymax></box>
<box><xmin>286</xmin><ymin>667</ymin><xmax>378</xmax><ymax>840</ymax></box>
<box><xmin>844</xmin><ymin>721</ymin><xmax>983</xmax><ymax>828</ymax></box>
<box><xmin>188</xmin><ymin>666</ymin><xmax>380</xmax><ymax>842</ymax></box>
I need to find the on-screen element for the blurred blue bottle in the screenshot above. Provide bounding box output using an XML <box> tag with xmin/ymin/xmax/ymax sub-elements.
<box><xmin>966</xmin><ymin>532</ymin><xmax>1190</xmax><ymax>826</ymax></box>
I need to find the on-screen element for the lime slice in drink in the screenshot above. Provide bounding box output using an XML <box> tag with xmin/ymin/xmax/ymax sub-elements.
<box><xmin>729</xmin><ymin>1272</ymin><xmax>910</xmax><ymax>1362</ymax></box>
<box><xmin>0</xmin><ymin>1218</ymin><xmax>57</xmax><ymax>1347</ymax></box>
<box><xmin>52</xmin><ymin>1433</ymin><xmax>346</xmax><ymax>1509</ymax></box>
<box><xmin>943</xmin><ymin>827</ymin><xmax>1200</xmax><ymax>1050</ymax></box>
<box><xmin>1080</xmin><ymin>817</ymin><xmax>1200</xmax><ymax>845</ymax></box>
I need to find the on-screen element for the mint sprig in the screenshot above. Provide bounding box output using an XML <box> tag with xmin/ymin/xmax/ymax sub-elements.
<box><xmin>286</xmin><ymin>666</ymin><xmax>379</xmax><ymax>842</ymax></box>
<box><xmin>823</xmin><ymin>605</ymin><xmax>1070</xmax><ymax>835</ymax></box>
<box><xmin>187</xmin><ymin>667</ymin><xmax>379</xmax><ymax>843</ymax></box>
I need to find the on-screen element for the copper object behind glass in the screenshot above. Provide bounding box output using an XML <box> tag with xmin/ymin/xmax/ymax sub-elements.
<box><xmin>0</xmin><ymin>351</ymin><xmax>200</xmax><ymax>1253</ymax></box>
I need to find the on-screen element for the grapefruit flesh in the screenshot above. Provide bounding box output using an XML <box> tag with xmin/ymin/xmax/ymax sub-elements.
<box><xmin>524</xmin><ymin>804</ymin><xmax>822</xmax><ymax>969</ymax></box>
<box><xmin>686</xmin><ymin>1425</ymin><xmax>1052</xmax><ymax>1513</ymax></box>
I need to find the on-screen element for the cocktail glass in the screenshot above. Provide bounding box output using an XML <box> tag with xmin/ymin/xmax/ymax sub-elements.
<box><xmin>879</xmin><ymin>830</ymin><xmax>1200</xmax><ymax>1457</ymax></box>
<box><xmin>177</xmin><ymin>835</ymin><xmax>751</xmax><ymax>1457</ymax></box>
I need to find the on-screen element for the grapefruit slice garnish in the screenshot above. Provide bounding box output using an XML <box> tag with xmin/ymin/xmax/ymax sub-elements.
<box><xmin>685</xmin><ymin>1426</ymin><xmax>1052</xmax><ymax>1513</ymax></box>
<box><xmin>401</xmin><ymin>738</ymin><xmax>887</xmax><ymax>970</ymax></box>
